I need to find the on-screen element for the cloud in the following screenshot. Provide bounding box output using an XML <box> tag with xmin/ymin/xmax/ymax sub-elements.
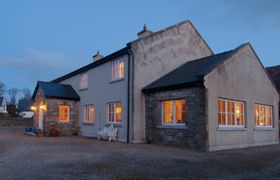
<box><xmin>0</xmin><ymin>49</ymin><xmax>86</xmax><ymax>91</ymax></box>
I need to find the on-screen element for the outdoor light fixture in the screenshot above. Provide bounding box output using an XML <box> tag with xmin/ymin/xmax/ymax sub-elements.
<box><xmin>40</xmin><ymin>105</ymin><xmax>47</xmax><ymax>112</ymax></box>
<box><xmin>30</xmin><ymin>106</ymin><xmax>36</xmax><ymax>111</ymax></box>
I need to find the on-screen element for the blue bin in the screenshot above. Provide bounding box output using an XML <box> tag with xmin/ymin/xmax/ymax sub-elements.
<box><xmin>33</xmin><ymin>128</ymin><xmax>41</xmax><ymax>135</ymax></box>
<box><xmin>24</xmin><ymin>127</ymin><xmax>32</xmax><ymax>133</ymax></box>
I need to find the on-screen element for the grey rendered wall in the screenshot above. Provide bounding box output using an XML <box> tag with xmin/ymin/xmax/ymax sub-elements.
<box><xmin>204</xmin><ymin>44</ymin><xmax>279</xmax><ymax>151</ymax></box>
<box><xmin>60</xmin><ymin>55</ymin><xmax>129</xmax><ymax>142</ymax></box>
<box><xmin>130</xmin><ymin>20</ymin><xmax>213</xmax><ymax>143</ymax></box>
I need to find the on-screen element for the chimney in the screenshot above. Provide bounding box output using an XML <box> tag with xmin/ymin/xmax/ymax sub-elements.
<box><xmin>92</xmin><ymin>51</ymin><xmax>103</xmax><ymax>61</ymax></box>
<box><xmin>137</xmin><ymin>24</ymin><xmax>153</xmax><ymax>39</ymax></box>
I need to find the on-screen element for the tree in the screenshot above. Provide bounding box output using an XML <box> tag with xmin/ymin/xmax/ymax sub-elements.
<box><xmin>22</xmin><ymin>88</ymin><xmax>32</xmax><ymax>99</ymax></box>
<box><xmin>0</xmin><ymin>81</ymin><xmax>5</xmax><ymax>96</ymax></box>
<box><xmin>8</xmin><ymin>88</ymin><xmax>19</xmax><ymax>105</ymax></box>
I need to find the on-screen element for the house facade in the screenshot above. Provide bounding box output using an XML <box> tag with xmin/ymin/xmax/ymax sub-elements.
<box><xmin>0</xmin><ymin>97</ymin><xmax>7</xmax><ymax>114</ymax></box>
<box><xmin>18</xmin><ymin>99</ymin><xmax>34</xmax><ymax>118</ymax></box>
<box><xmin>32</xmin><ymin>20</ymin><xmax>279</xmax><ymax>151</ymax></box>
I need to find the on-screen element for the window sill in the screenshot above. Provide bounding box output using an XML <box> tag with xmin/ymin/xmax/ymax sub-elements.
<box><xmin>110</xmin><ymin>78</ymin><xmax>125</xmax><ymax>84</ymax></box>
<box><xmin>254</xmin><ymin>126</ymin><xmax>275</xmax><ymax>131</ymax></box>
<box><xmin>82</xmin><ymin>122</ymin><xmax>95</xmax><ymax>126</ymax></box>
<box><xmin>56</xmin><ymin>121</ymin><xmax>70</xmax><ymax>124</ymax></box>
<box><xmin>156</xmin><ymin>125</ymin><xmax>188</xmax><ymax>130</ymax></box>
<box><xmin>217</xmin><ymin>127</ymin><xmax>248</xmax><ymax>131</ymax></box>
<box><xmin>79</xmin><ymin>88</ymin><xmax>88</xmax><ymax>92</ymax></box>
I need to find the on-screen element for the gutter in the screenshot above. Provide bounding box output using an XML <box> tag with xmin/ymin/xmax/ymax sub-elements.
<box><xmin>126</xmin><ymin>43</ymin><xmax>134</xmax><ymax>143</ymax></box>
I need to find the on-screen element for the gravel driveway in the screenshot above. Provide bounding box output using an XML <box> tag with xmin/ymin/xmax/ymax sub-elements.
<box><xmin>0</xmin><ymin>127</ymin><xmax>280</xmax><ymax>179</ymax></box>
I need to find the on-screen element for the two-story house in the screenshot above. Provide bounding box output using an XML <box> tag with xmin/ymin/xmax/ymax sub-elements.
<box><xmin>32</xmin><ymin>20</ymin><xmax>279</xmax><ymax>151</ymax></box>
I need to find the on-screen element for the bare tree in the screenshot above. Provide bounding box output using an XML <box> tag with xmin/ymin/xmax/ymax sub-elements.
<box><xmin>8</xmin><ymin>88</ymin><xmax>19</xmax><ymax>105</ymax></box>
<box><xmin>22</xmin><ymin>88</ymin><xmax>32</xmax><ymax>99</ymax></box>
<box><xmin>0</xmin><ymin>81</ymin><xmax>5</xmax><ymax>96</ymax></box>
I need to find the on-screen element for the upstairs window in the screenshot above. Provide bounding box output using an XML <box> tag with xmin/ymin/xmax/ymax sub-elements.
<box><xmin>58</xmin><ymin>105</ymin><xmax>70</xmax><ymax>122</ymax></box>
<box><xmin>84</xmin><ymin>105</ymin><xmax>94</xmax><ymax>123</ymax></box>
<box><xmin>255</xmin><ymin>104</ymin><xmax>273</xmax><ymax>127</ymax></box>
<box><xmin>218</xmin><ymin>98</ymin><xmax>244</xmax><ymax>127</ymax></box>
<box><xmin>112</xmin><ymin>59</ymin><xmax>124</xmax><ymax>81</ymax></box>
<box><xmin>108</xmin><ymin>102</ymin><xmax>122</xmax><ymax>123</ymax></box>
<box><xmin>162</xmin><ymin>99</ymin><xmax>186</xmax><ymax>126</ymax></box>
<box><xmin>80</xmin><ymin>73</ymin><xmax>88</xmax><ymax>90</ymax></box>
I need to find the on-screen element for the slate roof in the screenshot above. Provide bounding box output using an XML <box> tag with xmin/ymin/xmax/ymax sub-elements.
<box><xmin>52</xmin><ymin>47</ymin><xmax>127</xmax><ymax>83</ymax></box>
<box><xmin>142</xmin><ymin>44</ymin><xmax>245</xmax><ymax>93</ymax></box>
<box><xmin>32</xmin><ymin>81</ymin><xmax>80</xmax><ymax>101</ymax></box>
<box><xmin>18</xmin><ymin>99</ymin><xmax>33</xmax><ymax>111</ymax></box>
<box><xmin>266</xmin><ymin>65</ymin><xmax>280</xmax><ymax>94</ymax></box>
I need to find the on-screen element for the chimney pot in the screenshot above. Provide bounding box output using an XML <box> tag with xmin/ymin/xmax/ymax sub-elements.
<box><xmin>92</xmin><ymin>50</ymin><xmax>103</xmax><ymax>61</ymax></box>
<box><xmin>137</xmin><ymin>24</ymin><xmax>153</xmax><ymax>39</ymax></box>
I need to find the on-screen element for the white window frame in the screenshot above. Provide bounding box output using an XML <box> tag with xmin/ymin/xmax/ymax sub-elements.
<box><xmin>58</xmin><ymin>105</ymin><xmax>70</xmax><ymax>122</ymax></box>
<box><xmin>255</xmin><ymin>104</ymin><xmax>273</xmax><ymax>128</ymax></box>
<box><xmin>111</xmin><ymin>59</ymin><xmax>124</xmax><ymax>81</ymax></box>
<box><xmin>80</xmin><ymin>73</ymin><xmax>88</xmax><ymax>90</ymax></box>
<box><xmin>161</xmin><ymin>99</ymin><xmax>186</xmax><ymax>126</ymax></box>
<box><xmin>218</xmin><ymin>98</ymin><xmax>245</xmax><ymax>128</ymax></box>
<box><xmin>107</xmin><ymin>101</ymin><xmax>122</xmax><ymax>123</ymax></box>
<box><xmin>84</xmin><ymin>104</ymin><xmax>94</xmax><ymax>123</ymax></box>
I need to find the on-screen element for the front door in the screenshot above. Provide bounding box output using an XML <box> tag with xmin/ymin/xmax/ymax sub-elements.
<box><xmin>39</xmin><ymin>109</ymin><xmax>43</xmax><ymax>130</ymax></box>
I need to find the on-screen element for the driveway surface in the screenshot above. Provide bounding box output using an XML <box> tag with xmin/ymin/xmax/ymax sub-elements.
<box><xmin>0</xmin><ymin>127</ymin><xmax>280</xmax><ymax>179</ymax></box>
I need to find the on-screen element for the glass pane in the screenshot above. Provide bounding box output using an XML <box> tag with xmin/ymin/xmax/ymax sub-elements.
<box><xmin>235</xmin><ymin>102</ymin><xmax>242</xmax><ymax>125</ymax></box>
<box><xmin>254</xmin><ymin>105</ymin><xmax>259</xmax><ymax>125</ymax></box>
<box><xmin>259</xmin><ymin>105</ymin><xmax>265</xmax><ymax>126</ymax></box>
<box><xmin>89</xmin><ymin>106</ymin><xmax>94</xmax><ymax>122</ymax></box>
<box><xmin>163</xmin><ymin>101</ymin><xmax>173</xmax><ymax>124</ymax></box>
<box><xmin>182</xmin><ymin>100</ymin><xmax>186</xmax><ymax>124</ymax></box>
<box><xmin>115</xmin><ymin>103</ymin><xmax>122</xmax><ymax>122</ymax></box>
<box><xmin>175</xmin><ymin>100</ymin><xmax>182</xmax><ymax>124</ymax></box>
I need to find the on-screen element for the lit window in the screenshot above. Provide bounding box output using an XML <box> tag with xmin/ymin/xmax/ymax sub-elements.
<box><xmin>108</xmin><ymin>102</ymin><xmax>122</xmax><ymax>123</ymax></box>
<box><xmin>255</xmin><ymin>104</ymin><xmax>273</xmax><ymax>127</ymax></box>
<box><xmin>84</xmin><ymin>105</ymin><xmax>94</xmax><ymax>123</ymax></box>
<box><xmin>112</xmin><ymin>59</ymin><xmax>124</xmax><ymax>81</ymax></box>
<box><xmin>58</xmin><ymin>106</ymin><xmax>70</xmax><ymax>122</ymax></box>
<box><xmin>218</xmin><ymin>99</ymin><xmax>244</xmax><ymax>127</ymax></box>
<box><xmin>80</xmin><ymin>73</ymin><xmax>88</xmax><ymax>90</ymax></box>
<box><xmin>162</xmin><ymin>99</ymin><xmax>186</xmax><ymax>126</ymax></box>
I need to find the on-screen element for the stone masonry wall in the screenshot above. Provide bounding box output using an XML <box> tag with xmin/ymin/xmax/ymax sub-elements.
<box><xmin>145</xmin><ymin>87</ymin><xmax>207</xmax><ymax>150</ymax></box>
<box><xmin>45</xmin><ymin>99</ymin><xmax>79</xmax><ymax>136</ymax></box>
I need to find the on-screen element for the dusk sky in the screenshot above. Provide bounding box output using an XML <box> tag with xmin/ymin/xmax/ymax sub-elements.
<box><xmin>0</xmin><ymin>0</ymin><xmax>279</xmax><ymax>96</ymax></box>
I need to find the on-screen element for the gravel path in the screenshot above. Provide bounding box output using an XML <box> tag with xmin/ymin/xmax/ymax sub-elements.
<box><xmin>0</xmin><ymin>127</ymin><xmax>280</xmax><ymax>179</ymax></box>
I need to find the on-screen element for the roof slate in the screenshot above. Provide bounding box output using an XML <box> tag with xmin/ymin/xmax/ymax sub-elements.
<box><xmin>266</xmin><ymin>65</ymin><xmax>280</xmax><ymax>94</ymax></box>
<box><xmin>142</xmin><ymin>45</ymin><xmax>243</xmax><ymax>93</ymax></box>
<box><xmin>32</xmin><ymin>81</ymin><xmax>80</xmax><ymax>101</ymax></box>
<box><xmin>18</xmin><ymin>99</ymin><xmax>33</xmax><ymax>111</ymax></box>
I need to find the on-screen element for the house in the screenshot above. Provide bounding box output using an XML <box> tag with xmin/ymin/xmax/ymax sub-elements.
<box><xmin>266</xmin><ymin>65</ymin><xmax>280</xmax><ymax>120</ymax></box>
<box><xmin>18</xmin><ymin>99</ymin><xmax>34</xmax><ymax>118</ymax></box>
<box><xmin>0</xmin><ymin>96</ymin><xmax>7</xmax><ymax>114</ymax></box>
<box><xmin>31</xmin><ymin>20</ymin><xmax>279</xmax><ymax>151</ymax></box>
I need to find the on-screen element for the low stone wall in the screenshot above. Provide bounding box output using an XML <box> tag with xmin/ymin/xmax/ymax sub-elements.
<box><xmin>0</xmin><ymin>118</ymin><xmax>33</xmax><ymax>127</ymax></box>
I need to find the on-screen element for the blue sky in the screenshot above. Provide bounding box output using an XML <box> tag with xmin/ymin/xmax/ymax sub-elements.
<box><xmin>0</xmin><ymin>0</ymin><xmax>279</xmax><ymax>96</ymax></box>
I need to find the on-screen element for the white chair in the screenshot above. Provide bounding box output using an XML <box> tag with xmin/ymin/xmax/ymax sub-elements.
<box><xmin>97</xmin><ymin>125</ymin><xmax>117</xmax><ymax>142</ymax></box>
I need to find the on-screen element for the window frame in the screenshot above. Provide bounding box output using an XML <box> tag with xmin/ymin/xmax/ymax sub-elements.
<box><xmin>83</xmin><ymin>104</ymin><xmax>94</xmax><ymax>123</ymax></box>
<box><xmin>254</xmin><ymin>103</ymin><xmax>273</xmax><ymax>128</ymax></box>
<box><xmin>58</xmin><ymin>105</ymin><xmax>70</xmax><ymax>123</ymax></box>
<box><xmin>218</xmin><ymin>98</ymin><xmax>245</xmax><ymax>128</ymax></box>
<box><xmin>107</xmin><ymin>101</ymin><xmax>122</xmax><ymax>124</ymax></box>
<box><xmin>80</xmin><ymin>73</ymin><xmax>88</xmax><ymax>90</ymax></box>
<box><xmin>161</xmin><ymin>99</ymin><xmax>186</xmax><ymax>126</ymax></box>
<box><xmin>111</xmin><ymin>59</ymin><xmax>124</xmax><ymax>81</ymax></box>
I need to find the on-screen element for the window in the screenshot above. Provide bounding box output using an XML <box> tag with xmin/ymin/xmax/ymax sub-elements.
<box><xmin>108</xmin><ymin>102</ymin><xmax>122</xmax><ymax>123</ymax></box>
<box><xmin>255</xmin><ymin>104</ymin><xmax>273</xmax><ymax>127</ymax></box>
<box><xmin>84</xmin><ymin>105</ymin><xmax>94</xmax><ymax>123</ymax></box>
<box><xmin>162</xmin><ymin>99</ymin><xmax>186</xmax><ymax>126</ymax></box>
<box><xmin>58</xmin><ymin>106</ymin><xmax>70</xmax><ymax>122</ymax></box>
<box><xmin>218</xmin><ymin>99</ymin><xmax>244</xmax><ymax>127</ymax></box>
<box><xmin>80</xmin><ymin>73</ymin><xmax>88</xmax><ymax>90</ymax></box>
<box><xmin>111</xmin><ymin>59</ymin><xmax>124</xmax><ymax>81</ymax></box>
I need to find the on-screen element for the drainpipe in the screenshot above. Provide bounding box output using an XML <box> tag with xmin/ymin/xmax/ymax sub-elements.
<box><xmin>126</xmin><ymin>43</ymin><xmax>134</xmax><ymax>143</ymax></box>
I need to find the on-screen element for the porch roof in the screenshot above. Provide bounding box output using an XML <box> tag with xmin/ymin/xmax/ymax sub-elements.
<box><xmin>32</xmin><ymin>81</ymin><xmax>80</xmax><ymax>101</ymax></box>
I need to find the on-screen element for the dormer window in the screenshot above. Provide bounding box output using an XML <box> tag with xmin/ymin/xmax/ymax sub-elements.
<box><xmin>112</xmin><ymin>59</ymin><xmax>124</xmax><ymax>81</ymax></box>
<box><xmin>80</xmin><ymin>73</ymin><xmax>88</xmax><ymax>90</ymax></box>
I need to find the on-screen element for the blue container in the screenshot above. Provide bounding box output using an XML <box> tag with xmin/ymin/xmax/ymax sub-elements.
<box><xmin>24</xmin><ymin>127</ymin><xmax>32</xmax><ymax>133</ymax></box>
<box><xmin>33</xmin><ymin>128</ymin><xmax>41</xmax><ymax>135</ymax></box>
